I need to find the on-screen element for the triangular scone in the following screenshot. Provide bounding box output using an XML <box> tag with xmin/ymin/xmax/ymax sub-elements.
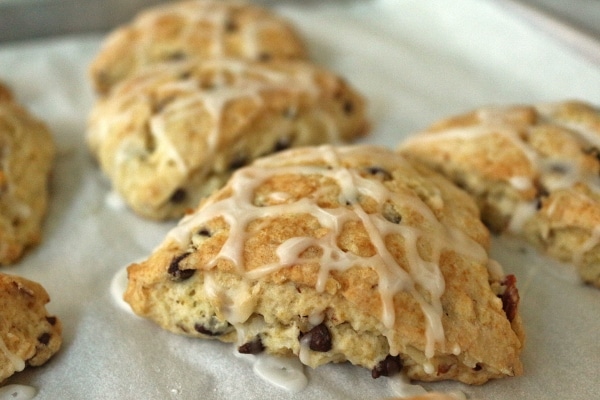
<box><xmin>89</xmin><ymin>0</ymin><xmax>308</xmax><ymax>95</ymax></box>
<box><xmin>125</xmin><ymin>145</ymin><xmax>524</xmax><ymax>385</ymax></box>
<box><xmin>87</xmin><ymin>59</ymin><xmax>369</xmax><ymax>220</ymax></box>
<box><xmin>0</xmin><ymin>83</ymin><xmax>55</xmax><ymax>265</ymax></box>
<box><xmin>0</xmin><ymin>273</ymin><xmax>62</xmax><ymax>383</ymax></box>
<box><xmin>399</xmin><ymin>101</ymin><xmax>600</xmax><ymax>287</ymax></box>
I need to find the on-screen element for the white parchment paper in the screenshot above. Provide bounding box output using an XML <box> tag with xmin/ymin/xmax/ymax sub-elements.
<box><xmin>1</xmin><ymin>0</ymin><xmax>599</xmax><ymax>398</ymax></box>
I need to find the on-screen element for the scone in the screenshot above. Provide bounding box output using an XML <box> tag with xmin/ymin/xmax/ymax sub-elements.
<box><xmin>87</xmin><ymin>58</ymin><xmax>369</xmax><ymax>220</ymax></box>
<box><xmin>399</xmin><ymin>100</ymin><xmax>600</xmax><ymax>287</ymax></box>
<box><xmin>0</xmin><ymin>273</ymin><xmax>62</xmax><ymax>383</ymax></box>
<box><xmin>125</xmin><ymin>145</ymin><xmax>524</xmax><ymax>385</ymax></box>
<box><xmin>89</xmin><ymin>0</ymin><xmax>308</xmax><ymax>95</ymax></box>
<box><xmin>0</xmin><ymin>83</ymin><xmax>55</xmax><ymax>265</ymax></box>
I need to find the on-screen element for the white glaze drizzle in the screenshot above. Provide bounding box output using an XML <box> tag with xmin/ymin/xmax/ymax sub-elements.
<box><xmin>100</xmin><ymin>58</ymin><xmax>340</xmax><ymax>186</ymax></box>
<box><xmin>168</xmin><ymin>145</ymin><xmax>488</xmax><ymax>360</ymax></box>
<box><xmin>402</xmin><ymin>103</ymin><xmax>600</xmax><ymax>241</ymax></box>
<box><xmin>234</xmin><ymin>350</ymin><xmax>308</xmax><ymax>393</ymax></box>
<box><xmin>0</xmin><ymin>384</ymin><xmax>37</xmax><ymax>400</ymax></box>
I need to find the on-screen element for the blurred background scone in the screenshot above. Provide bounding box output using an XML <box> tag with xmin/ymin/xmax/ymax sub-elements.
<box><xmin>0</xmin><ymin>83</ymin><xmax>55</xmax><ymax>265</ymax></box>
<box><xmin>399</xmin><ymin>100</ymin><xmax>600</xmax><ymax>288</ymax></box>
<box><xmin>89</xmin><ymin>0</ymin><xmax>308</xmax><ymax>96</ymax></box>
<box><xmin>87</xmin><ymin>59</ymin><xmax>369</xmax><ymax>220</ymax></box>
<box><xmin>0</xmin><ymin>273</ymin><xmax>62</xmax><ymax>383</ymax></box>
<box><xmin>125</xmin><ymin>145</ymin><xmax>524</xmax><ymax>385</ymax></box>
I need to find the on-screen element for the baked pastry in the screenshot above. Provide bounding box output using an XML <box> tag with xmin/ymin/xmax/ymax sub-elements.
<box><xmin>87</xmin><ymin>58</ymin><xmax>369</xmax><ymax>220</ymax></box>
<box><xmin>89</xmin><ymin>0</ymin><xmax>308</xmax><ymax>95</ymax></box>
<box><xmin>0</xmin><ymin>273</ymin><xmax>62</xmax><ymax>383</ymax></box>
<box><xmin>399</xmin><ymin>100</ymin><xmax>600</xmax><ymax>287</ymax></box>
<box><xmin>0</xmin><ymin>83</ymin><xmax>55</xmax><ymax>265</ymax></box>
<box><xmin>124</xmin><ymin>145</ymin><xmax>524</xmax><ymax>385</ymax></box>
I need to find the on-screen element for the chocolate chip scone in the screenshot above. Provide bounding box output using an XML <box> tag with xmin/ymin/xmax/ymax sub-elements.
<box><xmin>87</xmin><ymin>59</ymin><xmax>369</xmax><ymax>220</ymax></box>
<box><xmin>0</xmin><ymin>273</ymin><xmax>62</xmax><ymax>383</ymax></box>
<box><xmin>89</xmin><ymin>0</ymin><xmax>308</xmax><ymax>95</ymax></box>
<box><xmin>399</xmin><ymin>100</ymin><xmax>600</xmax><ymax>287</ymax></box>
<box><xmin>0</xmin><ymin>83</ymin><xmax>55</xmax><ymax>265</ymax></box>
<box><xmin>124</xmin><ymin>145</ymin><xmax>524</xmax><ymax>385</ymax></box>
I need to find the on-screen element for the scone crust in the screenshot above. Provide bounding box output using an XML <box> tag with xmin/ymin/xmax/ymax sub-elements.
<box><xmin>400</xmin><ymin>100</ymin><xmax>600</xmax><ymax>287</ymax></box>
<box><xmin>125</xmin><ymin>145</ymin><xmax>523</xmax><ymax>385</ymax></box>
<box><xmin>0</xmin><ymin>273</ymin><xmax>62</xmax><ymax>383</ymax></box>
<box><xmin>89</xmin><ymin>0</ymin><xmax>308</xmax><ymax>95</ymax></box>
<box><xmin>87</xmin><ymin>59</ymin><xmax>369</xmax><ymax>220</ymax></box>
<box><xmin>0</xmin><ymin>84</ymin><xmax>55</xmax><ymax>265</ymax></box>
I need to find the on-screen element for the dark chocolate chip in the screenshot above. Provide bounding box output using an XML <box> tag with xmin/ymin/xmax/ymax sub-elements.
<box><xmin>46</xmin><ymin>316</ymin><xmax>57</xmax><ymax>326</ymax></box>
<box><xmin>38</xmin><ymin>333</ymin><xmax>51</xmax><ymax>345</ymax></box>
<box><xmin>499</xmin><ymin>274</ymin><xmax>520</xmax><ymax>322</ymax></box>
<box><xmin>224</xmin><ymin>19</ymin><xmax>238</xmax><ymax>33</ymax></box>
<box><xmin>274</xmin><ymin>137</ymin><xmax>292</xmax><ymax>152</ymax></box>
<box><xmin>169</xmin><ymin>188</ymin><xmax>187</xmax><ymax>204</ymax></box>
<box><xmin>167</xmin><ymin>51</ymin><xmax>187</xmax><ymax>61</ymax></box>
<box><xmin>343</xmin><ymin>100</ymin><xmax>354</xmax><ymax>115</ymax></box>
<box><xmin>194</xmin><ymin>323</ymin><xmax>221</xmax><ymax>336</ymax></box>
<box><xmin>365</xmin><ymin>166</ymin><xmax>392</xmax><ymax>181</ymax></box>
<box><xmin>371</xmin><ymin>355</ymin><xmax>403</xmax><ymax>379</ymax></box>
<box><xmin>473</xmin><ymin>363</ymin><xmax>483</xmax><ymax>371</ymax></box>
<box><xmin>302</xmin><ymin>323</ymin><xmax>332</xmax><ymax>352</ymax></box>
<box><xmin>382</xmin><ymin>203</ymin><xmax>402</xmax><ymax>224</ymax></box>
<box><xmin>228</xmin><ymin>154</ymin><xmax>248</xmax><ymax>170</ymax></box>
<box><xmin>197</xmin><ymin>228</ymin><xmax>212</xmax><ymax>237</ymax></box>
<box><xmin>258</xmin><ymin>52</ymin><xmax>272</xmax><ymax>62</ymax></box>
<box><xmin>238</xmin><ymin>337</ymin><xmax>265</xmax><ymax>354</ymax></box>
<box><xmin>167</xmin><ymin>253</ymin><xmax>195</xmax><ymax>281</ymax></box>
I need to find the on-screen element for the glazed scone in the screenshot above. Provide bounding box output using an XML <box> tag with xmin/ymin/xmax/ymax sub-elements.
<box><xmin>399</xmin><ymin>101</ymin><xmax>600</xmax><ymax>287</ymax></box>
<box><xmin>87</xmin><ymin>58</ymin><xmax>369</xmax><ymax>220</ymax></box>
<box><xmin>125</xmin><ymin>145</ymin><xmax>524</xmax><ymax>385</ymax></box>
<box><xmin>0</xmin><ymin>273</ymin><xmax>62</xmax><ymax>383</ymax></box>
<box><xmin>0</xmin><ymin>83</ymin><xmax>55</xmax><ymax>265</ymax></box>
<box><xmin>89</xmin><ymin>0</ymin><xmax>308</xmax><ymax>95</ymax></box>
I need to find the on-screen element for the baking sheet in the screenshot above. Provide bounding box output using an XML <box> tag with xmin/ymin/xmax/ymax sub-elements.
<box><xmin>1</xmin><ymin>0</ymin><xmax>599</xmax><ymax>398</ymax></box>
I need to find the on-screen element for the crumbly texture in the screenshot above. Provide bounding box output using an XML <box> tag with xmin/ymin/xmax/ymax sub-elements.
<box><xmin>87</xmin><ymin>59</ymin><xmax>369</xmax><ymax>220</ymax></box>
<box><xmin>0</xmin><ymin>273</ymin><xmax>62</xmax><ymax>383</ymax></box>
<box><xmin>89</xmin><ymin>0</ymin><xmax>308</xmax><ymax>95</ymax></box>
<box><xmin>399</xmin><ymin>100</ymin><xmax>600</xmax><ymax>288</ymax></box>
<box><xmin>125</xmin><ymin>145</ymin><xmax>524</xmax><ymax>385</ymax></box>
<box><xmin>0</xmin><ymin>83</ymin><xmax>55</xmax><ymax>265</ymax></box>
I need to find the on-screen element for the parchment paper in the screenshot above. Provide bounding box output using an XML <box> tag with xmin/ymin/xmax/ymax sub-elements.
<box><xmin>1</xmin><ymin>0</ymin><xmax>599</xmax><ymax>398</ymax></box>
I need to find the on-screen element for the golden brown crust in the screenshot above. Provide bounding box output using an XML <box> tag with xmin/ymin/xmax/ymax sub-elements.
<box><xmin>125</xmin><ymin>145</ymin><xmax>523</xmax><ymax>385</ymax></box>
<box><xmin>0</xmin><ymin>273</ymin><xmax>62</xmax><ymax>383</ymax></box>
<box><xmin>89</xmin><ymin>0</ymin><xmax>308</xmax><ymax>95</ymax></box>
<box><xmin>0</xmin><ymin>84</ymin><xmax>55</xmax><ymax>265</ymax></box>
<box><xmin>87</xmin><ymin>59</ymin><xmax>369</xmax><ymax>220</ymax></box>
<box><xmin>400</xmin><ymin>100</ymin><xmax>600</xmax><ymax>287</ymax></box>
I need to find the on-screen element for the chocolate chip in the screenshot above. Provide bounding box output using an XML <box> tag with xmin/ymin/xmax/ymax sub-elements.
<box><xmin>274</xmin><ymin>137</ymin><xmax>292</xmax><ymax>152</ymax></box>
<box><xmin>169</xmin><ymin>188</ymin><xmax>187</xmax><ymax>204</ymax></box>
<box><xmin>238</xmin><ymin>337</ymin><xmax>265</xmax><ymax>354</ymax></box>
<box><xmin>167</xmin><ymin>51</ymin><xmax>187</xmax><ymax>61</ymax></box>
<box><xmin>473</xmin><ymin>363</ymin><xmax>483</xmax><ymax>371</ymax></box>
<box><xmin>194</xmin><ymin>317</ymin><xmax>233</xmax><ymax>336</ymax></box>
<box><xmin>197</xmin><ymin>228</ymin><xmax>212</xmax><ymax>237</ymax></box>
<box><xmin>301</xmin><ymin>323</ymin><xmax>332</xmax><ymax>352</ymax></box>
<box><xmin>343</xmin><ymin>100</ymin><xmax>354</xmax><ymax>115</ymax></box>
<box><xmin>46</xmin><ymin>316</ymin><xmax>57</xmax><ymax>326</ymax></box>
<box><xmin>382</xmin><ymin>203</ymin><xmax>402</xmax><ymax>224</ymax></box>
<box><xmin>167</xmin><ymin>253</ymin><xmax>195</xmax><ymax>281</ymax></box>
<box><xmin>371</xmin><ymin>355</ymin><xmax>403</xmax><ymax>379</ymax></box>
<box><xmin>258</xmin><ymin>52</ymin><xmax>272</xmax><ymax>62</ymax></box>
<box><xmin>228</xmin><ymin>154</ymin><xmax>248</xmax><ymax>170</ymax></box>
<box><xmin>499</xmin><ymin>274</ymin><xmax>519</xmax><ymax>322</ymax></box>
<box><xmin>365</xmin><ymin>166</ymin><xmax>392</xmax><ymax>181</ymax></box>
<box><xmin>38</xmin><ymin>333</ymin><xmax>51</xmax><ymax>345</ymax></box>
<box><xmin>194</xmin><ymin>323</ymin><xmax>220</xmax><ymax>336</ymax></box>
<box><xmin>224</xmin><ymin>19</ymin><xmax>238</xmax><ymax>33</ymax></box>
